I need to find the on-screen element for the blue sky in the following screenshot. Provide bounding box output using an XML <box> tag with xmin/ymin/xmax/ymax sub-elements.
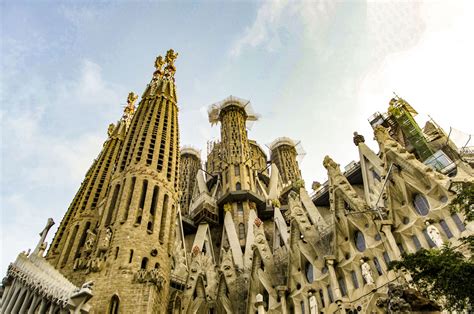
<box><xmin>1</xmin><ymin>0</ymin><xmax>473</xmax><ymax>274</ymax></box>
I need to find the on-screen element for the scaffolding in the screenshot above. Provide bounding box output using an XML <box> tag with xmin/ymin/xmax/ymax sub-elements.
<box><xmin>387</xmin><ymin>97</ymin><xmax>434</xmax><ymax>161</ymax></box>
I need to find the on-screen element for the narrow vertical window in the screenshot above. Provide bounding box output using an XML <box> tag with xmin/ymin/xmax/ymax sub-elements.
<box><xmin>351</xmin><ymin>270</ymin><xmax>359</xmax><ymax>289</ymax></box>
<box><xmin>373</xmin><ymin>257</ymin><xmax>383</xmax><ymax>275</ymax></box>
<box><xmin>135</xmin><ymin>180</ymin><xmax>148</xmax><ymax>225</ymax></box>
<box><xmin>318</xmin><ymin>289</ymin><xmax>325</xmax><ymax>308</ymax></box>
<box><xmin>109</xmin><ymin>295</ymin><xmax>120</xmax><ymax>314</ymax></box>
<box><xmin>439</xmin><ymin>220</ymin><xmax>453</xmax><ymax>238</ymax></box>
<box><xmin>61</xmin><ymin>225</ymin><xmax>79</xmax><ymax>267</ymax></box>
<box><xmin>114</xmin><ymin>247</ymin><xmax>119</xmax><ymax>260</ymax></box>
<box><xmin>106</xmin><ymin>184</ymin><xmax>121</xmax><ymax>226</ymax></box>
<box><xmin>234</xmin><ymin>165</ymin><xmax>240</xmax><ymax>176</ymax></box>
<box><xmin>122</xmin><ymin>177</ymin><xmax>136</xmax><ymax>222</ymax></box>
<box><xmin>338</xmin><ymin>277</ymin><xmax>347</xmax><ymax>296</ymax></box>
<box><xmin>412</xmin><ymin>235</ymin><xmax>422</xmax><ymax>251</ymax></box>
<box><xmin>327</xmin><ymin>285</ymin><xmax>334</xmax><ymax>304</ymax></box>
<box><xmin>383</xmin><ymin>252</ymin><xmax>391</xmax><ymax>267</ymax></box>
<box><xmin>159</xmin><ymin>194</ymin><xmax>169</xmax><ymax>243</ymax></box>
<box><xmin>129</xmin><ymin>249</ymin><xmax>134</xmax><ymax>263</ymax></box>
<box><xmin>239</xmin><ymin>223</ymin><xmax>245</xmax><ymax>240</ymax></box>
<box><xmin>237</xmin><ymin>202</ymin><xmax>244</xmax><ymax>214</ymax></box>
<box><xmin>141</xmin><ymin>257</ymin><xmax>148</xmax><ymax>270</ymax></box>
<box><xmin>147</xmin><ymin>186</ymin><xmax>159</xmax><ymax>233</ymax></box>
<box><xmin>451</xmin><ymin>213</ymin><xmax>466</xmax><ymax>232</ymax></box>
<box><xmin>236</xmin><ymin>182</ymin><xmax>241</xmax><ymax>190</ymax></box>
<box><xmin>139</xmin><ymin>180</ymin><xmax>148</xmax><ymax>210</ymax></box>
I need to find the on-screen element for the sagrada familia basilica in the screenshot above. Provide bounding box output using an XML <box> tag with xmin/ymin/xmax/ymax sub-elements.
<box><xmin>1</xmin><ymin>50</ymin><xmax>473</xmax><ymax>313</ymax></box>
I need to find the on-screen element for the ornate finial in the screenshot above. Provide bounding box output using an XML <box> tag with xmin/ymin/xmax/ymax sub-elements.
<box><xmin>34</xmin><ymin>218</ymin><xmax>55</xmax><ymax>256</ymax></box>
<box><xmin>254</xmin><ymin>217</ymin><xmax>262</xmax><ymax>227</ymax></box>
<box><xmin>353</xmin><ymin>131</ymin><xmax>365</xmax><ymax>146</ymax></box>
<box><xmin>164</xmin><ymin>49</ymin><xmax>179</xmax><ymax>78</ymax></box>
<box><xmin>154</xmin><ymin>55</ymin><xmax>165</xmax><ymax>78</ymax></box>
<box><xmin>107</xmin><ymin>123</ymin><xmax>115</xmax><ymax>137</ymax></box>
<box><xmin>122</xmin><ymin>92</ymin><xmax>138</xmax><ymax>124</ymax></box>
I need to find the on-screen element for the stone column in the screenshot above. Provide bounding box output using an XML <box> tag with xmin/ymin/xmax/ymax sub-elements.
<box><xmin>324</xmin><ymin>256</ymin><xmax>342</xmax><ymax>305</ymax></box>
<box><xmin>255</xmin><ymin>293</ymin><xmax>266</xmax><ymax>314</ymax></box>
<box><xmin>19</xmin><ymin>288</ymin><xmax>32</xmax><ymax>313</ymax></box>
<box><xmin>38</xmin><ymin>298</ymin><xmax>49</xmax><ymax>314</ymax></box>
<box><xmin>380</xmin><ymin>222</ymin><xmax>401</xmax><ymax>260</ymax></box>
<box><xmin>277</xmin><ymin>286</ymin><xmax>288</xmax><ymax>314</ymax></box>
<box><xmin>27</xmin><ymin>294</ymin><xmax>40</xmax><ymax>314</ymax></box>
<box><xmin>11</xmin><ymin>286</ymin><xmax>27</xmax><ymax>313</ymax></box>
<box><xmin>1</xmin><ymin>279</ymin><xmax>16</xmax><ymax>312</ymax></box>
<box><xmin>4</xmin><ymin>283</ymin><xmax>22</xmax><ymax>313</ymax></box>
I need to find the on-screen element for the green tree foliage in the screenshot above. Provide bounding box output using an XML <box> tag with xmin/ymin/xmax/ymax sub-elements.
<box><xmin>389</xmin><ymin>238</ymin><xmax>474</xmax><ymax>311</ymax></box>
<box><xmin>450</xmin><ymin>181</ymin><xmax>474</xmax><ymax>221</ymax></box>
<box><xmin>389</xmin><ymin>181</ymin><xmax>474</xmax><ymax>311</ymax></box>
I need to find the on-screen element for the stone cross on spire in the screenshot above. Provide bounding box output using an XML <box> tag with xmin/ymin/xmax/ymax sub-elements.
<box><xmin>33</xmin><ymin>218</ymin><xmax>55</xmax><ymax>256</ymax></box>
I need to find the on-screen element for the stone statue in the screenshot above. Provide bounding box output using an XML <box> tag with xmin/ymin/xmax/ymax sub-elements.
<box><xmin>311</xmin><ymin>181</ymin><xmax>321</xmax><ymax>191</ymax></box>
<box><xmin>164</xmin><ymin>49</ymin><xmax>179</xmax><ymax>77</ymax></box>
<box><xmin>84</xmin><ymin>229</ymin><xmax>96</xmax><ymax>253</ymax></box>
<box><xmin>353</xmin><ymin>132</ymin><xmax>365</xmax><ymax>146</ymax></box>
<box><xmin>154</xmin><ymin>55</ymin><xmax>165</xmax><ymax>77</ymax></box>
<box><xmin>361</xmin><ymin>258</ymin><xmax>375</xmax><ymax>285</ymax></box>
<box><xmin>107</xmin><ymin>123</ymin><xmax>115</xmax><ymax>137</ymax></box>
<box><xmin>100</xmin><ymin>227</ymin><xmax>112</xmax><ymax>251</ymax></box>
<box><xmin>309</xmin><ymin>294</ymin><xmax>319</xmax><ymax>314</ymax></box>
<box><xmin>425</xmin><ymin>221</ymin><xmax>444</xmax><ymax>247</ymax></box>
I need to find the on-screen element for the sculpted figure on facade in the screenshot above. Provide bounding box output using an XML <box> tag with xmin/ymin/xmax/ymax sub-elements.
<box><xmin>309</xmin><ymin>294</ymin><xmax>319</xmax><ymax>314</ymax></box>
<box><xmin>425</xmin><ymin>221</ymin><xmax>444</xmax><ymax>247</ymax></box>
<box><xmin>84</xmin><ymin>229</ymin><xmax>96</xmax><ymax>253</ymax></box>
<box><xmin>361</xmin><ymin>258</ymin><xmax>375</xmax><ymax>285</ymax></box>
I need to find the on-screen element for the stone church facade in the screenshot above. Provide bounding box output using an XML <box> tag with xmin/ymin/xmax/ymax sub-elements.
<box><xmin>1</xmin><ymin>51</ymin><xmax>473</xmax><ymax>313</ymax></box>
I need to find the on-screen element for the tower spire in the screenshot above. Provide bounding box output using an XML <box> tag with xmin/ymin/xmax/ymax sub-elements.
<box><xmin>86</xmin><ymin>50</ymin><xmax>181</xmax><ymax>313</ymax></box>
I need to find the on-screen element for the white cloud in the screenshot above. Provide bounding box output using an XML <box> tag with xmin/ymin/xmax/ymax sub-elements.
<box><xmin>1</xmin><ymin>58</ymin><xmax>126</xmax><ymax>273</ymax></box>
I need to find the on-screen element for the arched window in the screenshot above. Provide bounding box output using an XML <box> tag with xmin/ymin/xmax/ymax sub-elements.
<box><xmin>350</xmin><ymin>271</ymin><xmax>359</xmax><ymax>289</ymax></box>
<box><xmin>109</xmin><ymin>295</ymin><xmax>120</xmax><ymax>314</ymax></box>
<box><xmin>305</xmin><ymin>262</ymin><xmax>313</xmax><ymax>283</ymax></box>
<box><xmin>159</xmin><ymin>194</ymin><xmax>169</xmax><ymax>243</ymax></box>
<box><xmin>354</xmin><ymin>230</ymin><xmax>366</xmax><ymax>252</ymax></box>
<box><xmin>439</xmin><ymin>220</ymin><xmax>453</xmax><ymax>238</ymax></box>
<box><xmin>239</xmin><ymin>223</ymin><xmax>245</xmax><ymax>240</ymax></box>
<box><xmin>413</xmin><ymin>194</ymin><xmax>430</xmax><ymax>216</ymax></box>
<box><xmin>234</xmin><ymin>165</ymin><xmax>240</xmax><ymax>176</ymax></box>
<box><xmin>141</xmin><ymin>257</ymin><xmax>148</xmax><ymax>270</ymax></box>
<box><xmin>237</xmin><ymin>202</ymin><xmax>244</xmax><ymax>214</ymax></box>
<box><xmin>106</xmin><ymin>184</ymin><xmax>121</xmax><ymax>226</ymax></box>
<box><xmin>236</xmin><ymin>182</ymin><xmax>241</xmax><ymax>190</ymax></box>
<box><xmin>373</xmin><ymin>257</ymin><xmax>383</xmax><ymax>275</ymax></box>
<box><xmin>451</xmin><ymin>213</ymin><xmax>466</xmax><ymax>232</ymax></box>
<box><xmin>338</xmin><ymin>277</ymin><xmax>347</xmax><ymax>296</ymax></box>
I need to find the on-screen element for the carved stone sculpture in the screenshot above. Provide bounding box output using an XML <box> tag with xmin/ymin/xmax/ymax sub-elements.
<box><xmin>425</xmin><ymin>221</ymin><xmax>444</xmax><ymax>247</ymax></box>
<box><xmin>361</xmin><ymin>259</ymin><xmax>375</xmax><ymax>285</ymax></box>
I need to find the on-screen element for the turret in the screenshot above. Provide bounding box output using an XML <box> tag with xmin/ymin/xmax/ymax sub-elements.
<box><xmin>178</xmin><ymin>147</ymin><xmax>201</xmax><ymax>216</ymax></box>
<box><xmin>269</xmin><ymin>137</ymin><xmax>303</xmax><ymax>185</ymax></box>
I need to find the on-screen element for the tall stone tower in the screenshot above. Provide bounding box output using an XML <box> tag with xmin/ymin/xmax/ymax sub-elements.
<box><xmin>46</xmin><ymin>92</ymin><xmax>138</xmax><ymax>284</ymax></box>
<box><xmin>178</xmin><ymin>147</ymin><xmax>201</xmax><ymax>216</ymax></box>
<box><xmin>269</xmin><ymin>137</ymin><xmax>302</xmax><ymax>185</ymax></box>
<box><xmin>207</xmin><ymin>96</ymin><xmax>260</xmax><ymax>246</ymax></box>
<box><xmin>46</xmin><ymin>50</ymin><xmax>181</xmax><ymax>313</ymax></box>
